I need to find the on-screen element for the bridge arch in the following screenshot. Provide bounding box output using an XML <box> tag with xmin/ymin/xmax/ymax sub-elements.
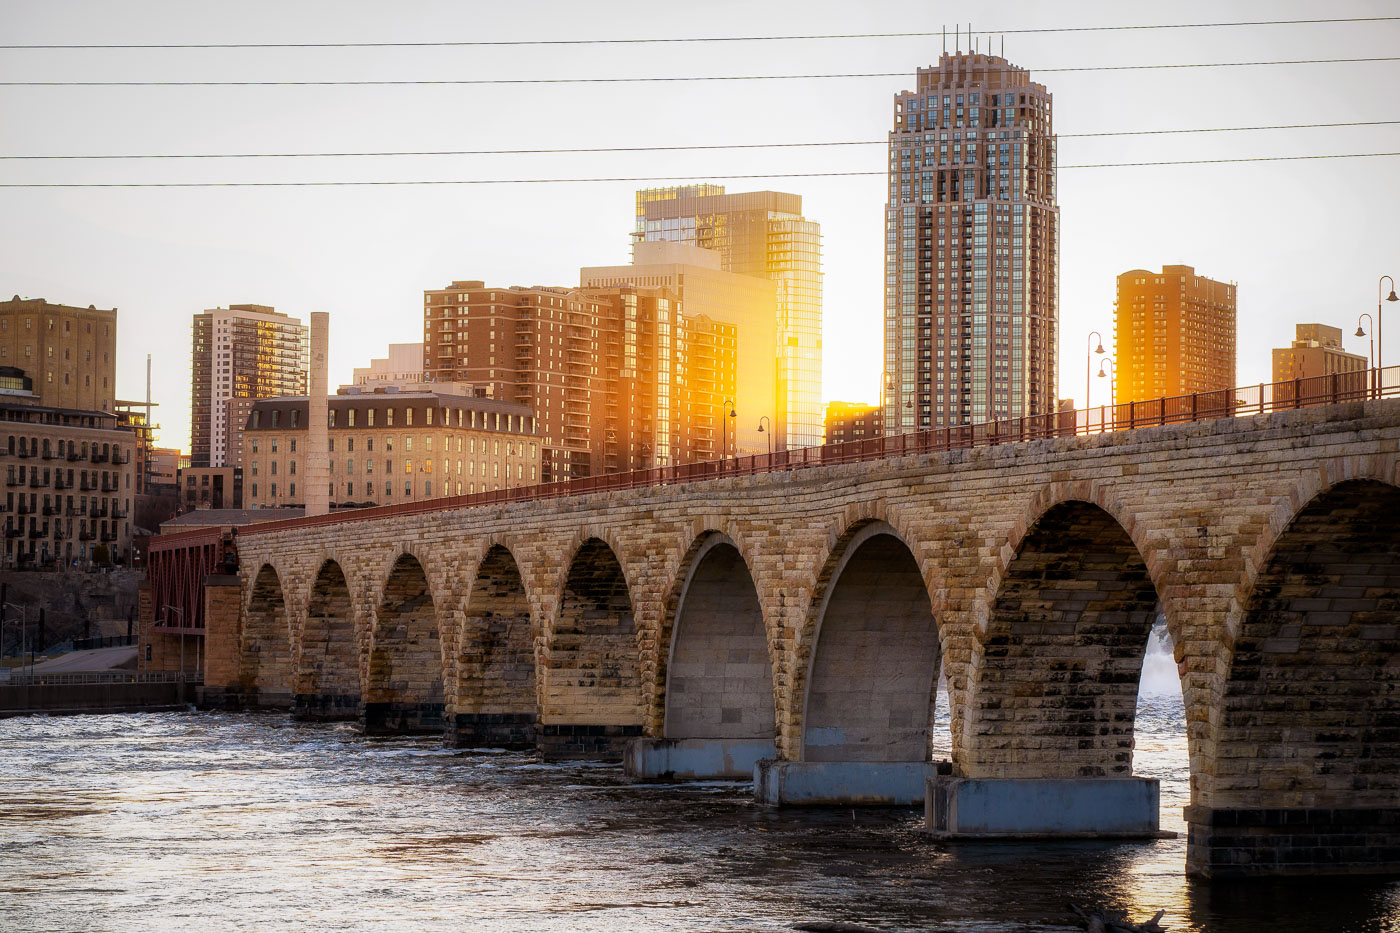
<box><xmin>539</xmin><ymin>535</ymin><xmax>644</xmax><ymax>757</ymax></box>
<box><xmin>240</xmin><ymin>563</ymin><xmax>294</xmax><ymax>707</ymax></box>
<box><xmin>451</xmin><ymin>543</ymin><xmax>537</xmax><ymax>747</ymax></box>
<box><xmin>293</xmin><ymin>558</ymin><xmax>362</xmax><ymax>721</ymax></box>
<box><xmin>659</xmin><ymin>531</ymin><xmax>775</xmax><ymax>742</ymax></box>
<box><xmin>962</xmin><ymin>498</ymin><xmax>1161</xmax><ymax>779</ymax></box>
<box><xmin>1210</xmin><ymin>478</ymin><xmax>1400</xmax><ymax>810</ymax></box>
<box><xmin>795</xmin><ymin>520</ymin><xmax>942</xmax><ymax>762</ymax></box>
<box><xmin>365</xmin><ymin>551</ymin><xmax>446</xmax><ymax>734</ymax></box>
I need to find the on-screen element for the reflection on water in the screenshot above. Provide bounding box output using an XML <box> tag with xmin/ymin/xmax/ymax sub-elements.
<box><xmin>1</xmin><ymin>705</ymin><xmax>1397</xmax><ymax>932</ymax></box>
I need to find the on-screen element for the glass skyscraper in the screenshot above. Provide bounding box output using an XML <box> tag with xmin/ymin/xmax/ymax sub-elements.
<box><xmin>635</xmin><ymin>186</ymin><xmax>824</xmax><ymax>450</ymax></box>
<box><xmin>884</xmin><ymin>52</ymin><xmax>1059</xmax><ymax>432</ymax></box>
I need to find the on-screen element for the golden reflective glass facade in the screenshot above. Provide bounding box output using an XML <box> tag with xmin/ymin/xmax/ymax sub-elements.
<box><xmin>191</xmin><ymin>305</ymin><xmax>308</xmax><ymax>468</ymax></box>
<box><xmin>884</xmin><ymin>53</ymin><xmax>1059</xmax><ymax>432</ymax></box>
<box><xmin>635</xmin><ymin>186</ymin><xmax>823</xmax><ymax>449</ymax></box>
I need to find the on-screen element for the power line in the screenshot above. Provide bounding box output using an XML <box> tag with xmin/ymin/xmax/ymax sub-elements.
<box><xmin>2</xmin><ymin>120</ymin><xmax>1393</xmax><ymax>161</ymax></box>
<box><xmin>1</xmin><ymin>17</ymin><xmax>1395</xmax><ymax>50</ymax></box>
<box><xmin>4</xmin><ymin>56</ymin><xmax>1395</xmax><ymax>87</ymax></box>
<box><xmin>1</xmin><ymin>151</ymin><xmax>1394</xmax><ymax>187</ymax></box>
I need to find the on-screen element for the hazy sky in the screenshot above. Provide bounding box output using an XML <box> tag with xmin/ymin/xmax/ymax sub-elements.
<box><xmin>3</xmin><ymin>0</ymin><xmax>1397</xmax><ymax>452</ymax></box>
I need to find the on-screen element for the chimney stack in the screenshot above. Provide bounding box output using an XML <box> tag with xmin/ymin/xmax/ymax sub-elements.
<box><xmin>305</xmin><ymin>312</ymin><xmax>330</xmax><ymax>517</ymax></box>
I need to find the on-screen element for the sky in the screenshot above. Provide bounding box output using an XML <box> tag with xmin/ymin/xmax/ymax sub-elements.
<box><xmin>2</xmin><ymin>0</ymin><xmax>1398</xmax><ymax>453</ymax></box>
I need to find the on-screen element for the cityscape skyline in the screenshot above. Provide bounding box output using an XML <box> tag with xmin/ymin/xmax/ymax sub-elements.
<box><xmin>2</xmin><ymin>1</ymin><xmax>1397</xmax><ymax>453</ymax></box>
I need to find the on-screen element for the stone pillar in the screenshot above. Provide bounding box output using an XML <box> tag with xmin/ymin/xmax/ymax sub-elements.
<box><xmin>304</xmin><ymin>311</ymin><xmax>330</xmax><ymax>517</ymax></box>
<box><xmin>197</xmin><ymin>573</ymin><xmax>243</xmax><ymax>709</ymax></box>
<box><xmin>1186</xmin><ymin>807</ymin><xmax>1400</xmax><ymax>878</ymax></box>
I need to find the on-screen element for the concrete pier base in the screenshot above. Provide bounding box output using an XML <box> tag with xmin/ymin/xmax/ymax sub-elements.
<box><xmin>754</xmin><ymin>759</ymin><xmax>937</xmax><ymax>806</ymax></box>
<box><xmin>624</xmin><ymin>737</ymin><xmax>776</xmax><ymax>780</ymax></box>
<box><xmin>536</xmin><ymin>724</ymin><xmax>644</xmax><ymax>761</ymax></box>
<box><xmin>293</xmin><ymin>693</ymin><xmax>360</xmax><ymax>722</ymax></box>
<box><xmin>1186</xmin><ymin>806</ymin><xmax>1400</xmax><ymax>878</ymax></box>
<box><xmin>361</xmin><ymin>702</ymin><xmax>445</xmax><ymax>735</ymax></box>
<box><xmin>196</xmin><ymin>687</ymin><xmax>291</xmax><ymax>711</ymax></box>
<box><xmin>445</xmin><ymin>712</ymin><xmax>537</xmax><ymax>749</ymax></box>
<box><xmin>925</xmin><ymin>775</ymin><xmax>1160</xmax><ymax>838</ymax></box>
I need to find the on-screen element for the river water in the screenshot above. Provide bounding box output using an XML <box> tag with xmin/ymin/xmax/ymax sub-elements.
<box><xmin>3</xmin><ymin>667</ymin><xmax>1400</xmax><ymax>931</ymax></box>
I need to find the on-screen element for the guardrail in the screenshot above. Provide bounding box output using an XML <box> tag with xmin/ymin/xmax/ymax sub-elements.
<box><xmin>198</xmin><ymin>363</ymin><xmax>1397</xmax><ymax>542</ymax></box>
<box><xmin>70</xmin><ymin>634</ymin><xmax>137</xmax><ymax>651</ymax></box>
<box><xmin>6</xmin><ymin>670</ymin><xmax>202</xmax><ymax>686</ymax></box>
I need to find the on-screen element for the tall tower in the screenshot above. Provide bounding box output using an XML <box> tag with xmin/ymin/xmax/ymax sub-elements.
<box><xmin>190</xmin><ymin>304</ymin><xmax>308</xmax><ymax>467</ymax></box>
<box><xmin>883</xmin><ymin>52</ymin><xmax>1059</xmax><ymax>432</ymax></box>
<box><xmin>1115</xmin><ymin>265</ymin><xmax>1236</xmax><ymax>404</ymax></box>
<box><xmin>634</xmin><ymin>186</ymin><xmax>823</xmax><ymax>450</ymax></box>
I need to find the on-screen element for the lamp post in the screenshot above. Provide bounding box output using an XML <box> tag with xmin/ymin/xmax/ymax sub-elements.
<box><xmin>722</xmin><ymin>398</ymin><xmax>736</xmax><ymax>458</ymax></box>
<box><xmin>756</xmin><ymin>416</ymin><xmax>772</xmax><ymax>456</ymax></box>
<box><xmin>3</xmin><ymin>603</ymin><xmax>24</xmax><ymax>676</ymax></box>
<box><xmin>1357</xmin><ymin>313</ymin><xmax>1376</xmax><ymax>395</ymax></box>
<box><xmin>162</xmin><ymin>605</ymin><xmax>185</xmax><ymax>676</ymax></box>
<box><xmin>1378</xmin><ymin>275</ymin><xmax>1398</xmax><ymax>372</ymax></box>
<box><xmin>1097</xmin><ymin>356</ymin><xmax>1117</xmax><ymax>421</ymax></box>
<box><xmin>1086</xmin><ymin>331</ymin><xmax>1106</xmax><ymax>411</ymax></box>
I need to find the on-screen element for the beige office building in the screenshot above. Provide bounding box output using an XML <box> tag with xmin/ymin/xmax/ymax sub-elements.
<box><xmin>242</xmin><ymin>391</ymin><xmax>541</xmax><ymax>509</ymax></box>
<box><xmin>0</xmin><ymin>296</ymin><xmax>118</xmax><ymax>412</ymax></box>
<box><xmin>582</xmin><ymin>241</ymin><xmax>776</xmax><ymax>455</ymax></box>
<box><xmin>1116</xmin><ymin>265</ymin><xmax>1236</xmax><ymax>404</ymax></box>
<box><xmin>1272</xmin><ymin>324</ymin><xmax>1367</xmax><ymax>382</ymax></box>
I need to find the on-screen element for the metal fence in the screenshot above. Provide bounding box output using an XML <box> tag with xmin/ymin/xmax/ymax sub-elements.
<box><xmin>6</xmin><ymin>669</ymin><xmax>202</xmax><ymax>686</ymax></box>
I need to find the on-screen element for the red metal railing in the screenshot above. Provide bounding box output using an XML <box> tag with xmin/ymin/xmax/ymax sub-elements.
<box><xmin>203</xmin><ymin>364</ymin><xmax>1397</xmax><ymax>541</ymax></box>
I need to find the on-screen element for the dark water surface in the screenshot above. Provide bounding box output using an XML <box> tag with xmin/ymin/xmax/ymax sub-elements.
<box><xmin>2</xmin><ymin>698</ymin><xmax>1399</xmax><ymax>932</ymax></box>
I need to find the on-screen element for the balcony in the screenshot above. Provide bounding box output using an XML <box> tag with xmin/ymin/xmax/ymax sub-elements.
<box><xmin>16</xmin><ymin>450</ymin><xmax>30</xmax><ymax>459</ymax></box>
<box><xmin>66</xmin><ymin>451</ymin><xmax>83</xmax><ymax>462</ymax></box>
<box><xmin>27</xmin><ymin>476</ymin><xmax>43</xmax><ymax>488</ymax></box>
<box><xmin>28</xmin><ymin>529</ymin><xmax>44</xmax><ymax>540</ymax></box>
<box><xmin>90</xmin><ymin>451</ymin><xmax>109</xmax><ymax>463</ymax></box>
<box><xmin>79</xmin><ymin>481</ymin><xmax>94</xmax><ymax>492</ymax></box>
<box><xmin>65</xmin><ymin>506</ymin><xmax>84</xmax><ymax>517</ymax></box>
<box><xmin>42</xmin><ymin>505</ymin><xmax>57</xmax><ymax>516</ymax></box>
<box><xmin>100</xmin><ymin>531</ymin><xmax>117</xmax><ymax>543</ymax></box>
<box><xmin>5</xmin><ymin>528</ymin><xmax>20</xmax><ymax>539</ymax></box>
<box><xmin>79</xmin><ymin>530</ymin><xmax>94</xmax><ymax>542</ymax></box>
<box><xmin>41</xmin><ymin>450</ymin><xmax>58</xmax><ymax>461</ymax></box>
<box><xmin>91</xmin><ymin>505</ymin><xmax>108</xmax><ymax>518</ymax></box>
<box><xmin>5</xmin><ymin>476</ymin><xmax>21</xmax><ymax>488</ymax></box>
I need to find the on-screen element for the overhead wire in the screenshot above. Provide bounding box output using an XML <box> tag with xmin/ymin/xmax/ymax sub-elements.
<box><xmin>1</xmin><ymin>16</ymin><xmax>1395</xmax><ymax>50</ymax></box>
<box><xmin>3</xmin><ymin>56</ymin><xmax>1396</xmax><ymax>86</ymax></box>
<box><xmin>2</xmin><ymin>120</ymin><xmax>1394</xmax><ymax>161</ymax></box>
<box><xmin>2</xmin><ymin>151</ymin><xmax>1395</xmax><ymax>187</ymax></box>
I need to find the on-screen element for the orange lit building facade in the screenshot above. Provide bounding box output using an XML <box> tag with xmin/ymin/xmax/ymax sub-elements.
<box><xmin>1114</xmin><ymin>265</ymin><xmax>1236</xmax><ymax>404</ymax></box>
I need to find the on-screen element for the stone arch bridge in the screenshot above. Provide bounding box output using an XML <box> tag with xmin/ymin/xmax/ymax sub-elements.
<box><xmin>156</xmin><ymin>401</ymin><xmax>1400</xmax><ymax>878</ymax></box>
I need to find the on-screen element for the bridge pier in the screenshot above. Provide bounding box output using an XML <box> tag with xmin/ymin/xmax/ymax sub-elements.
<box><xmin>361</xmin><ymin>702</ymin><xmax>446</xmax><ymax>736</ymax></box>
<box><xmin>535</xmin><ymin>724</ymin><xmax>643</xmax><ymax>761</ymax></box>
<box><xmin>753</xmin><ymin>759</ymin><xmax>939</xmax><ymax>806</ymax></box>
<box><xmin>1186</xmin><ymin>807</ymin><xmax>1400</xmax><ymax>878</ymax></box>
<box><xmin>445</xmin><ymin>712</ymin><xmax>537</xmax><ymax>749</ymax></box>
<box><xmin>293</xmin><ymin>693</ymin><xmax>360</xmax><ymax>722</ymax></box>
<box><xmin>624</xmin><ymin>737</ymin><xmax>775</xmax><ymax>781</ymax></box>
<box><xmin>925</xmin><ymin>775</ymin><xmax>1161</xmax><ymax>838</ymax></box>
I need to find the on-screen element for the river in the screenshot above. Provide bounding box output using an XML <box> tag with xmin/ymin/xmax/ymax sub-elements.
<box><xmin>2</xmin><ymin>652</ymin><xmax>1399</xmax><ymax>931</ymax></box>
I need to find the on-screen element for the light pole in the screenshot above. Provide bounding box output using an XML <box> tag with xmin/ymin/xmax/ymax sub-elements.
<box><xmin>163</xmin><ymin>605</ymin><xmax>185</xmax><ymax>676</ymax></box>
<box><xmin>756</xmin><ymin>416</ymin><xmax>772</xmax><ymax>456</ymax></box>
<box><xmin>1097</xmin><ymin>356</ymin><xmax>1117</xmax><ymax>422</ymax></box>
<box><xmin>1357</xmin><ymin>313</ymin><xmax>1376</xmax><ymax>395</ymax></box>
<box><xmin>1378</xmin><ymin>275</ymin><xmax>1398</xmax><ymax>372</ymax></box>
<box><xmin>1086</xmin><ymin>331</ymin><xmax>1106</xmax><ymax>411</ymax></box>
<box><xmin>722</xmin><ymin>398</ymin><xmax>736</xmax><ymax>458</ymax></box>
<box><xmin>3</xmin><ymin>603</ymin><xmax>26</xmax><ymax>676</ymax></box>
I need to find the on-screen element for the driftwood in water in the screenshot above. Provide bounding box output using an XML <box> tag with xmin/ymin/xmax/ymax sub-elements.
<box><xmin>1069</xmin><ymin>903</ymin><xmax>1167</xmax><ymax>933</ymax></box>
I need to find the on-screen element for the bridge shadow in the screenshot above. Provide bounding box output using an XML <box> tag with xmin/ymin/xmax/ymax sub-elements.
<box><xmin>294</xmin><ymin>559</ymin><xmax>360</xmax><ymax>722</ymax></box>
<box><xmin>450</xmin><ymin>544</ymin><xmax>537</xmax><ymax>749</ymax></box>
<box><xmin>364</xmin><ymin>553</ymin><xmax>444</xmax><ymax>735</ymax></box>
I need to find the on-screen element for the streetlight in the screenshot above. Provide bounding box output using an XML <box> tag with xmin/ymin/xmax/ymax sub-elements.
<box><xmin>1086</xmin><ymin>331</ymin><xmax>1106</xmax><ymax>411</ymax></box>
<box><xmin>162</xmin><ymin>605</ymin><xmax>185</xmax><ymax>677</ymax></box>
<box><xmin>722</xmin><ymin>398</ymin><xmax>736</xmax><ymax>458</ymax></box>
<box><xmin>756</xmin><ymin>415</ymin><xmax>772</xmax><ymax>456</ymax></box>
<box><xmin>3</xmin><ymin>603</ymin><xmax>26</xmax><ymax>676</ymax></box>
<box><xmin>1097</xmin><ymin>356</ymin><xmax>1117</xmax><ymax>415</ymax></box>
<box><xmin>1378</xmin><ymin>275</ymin><xmax>1398</xmax><ymax>372</ymax></box>
<box><xmin>1357</xmin><ymin>312</ymin><xmax>1376</xmax><ymax>382</ymax></box>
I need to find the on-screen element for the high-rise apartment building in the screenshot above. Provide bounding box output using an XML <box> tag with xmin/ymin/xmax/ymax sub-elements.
<box><xmin>582</xmin><ymin>240</ymin><xmax>776</xmax><ymax>455</ymax></box>
<box><xmin>633</xmin><ymin>186</ymin><xmax>823</xmax><ymax>449</ymax></box>
<box><xmin>0</xmin><ymin>296</ymin><xmax>117</xmax><ymax>411</ymax></box>
<box><xmin>1115</xmin><ymin>265</ymin><xmax>1236</xmax><ymax>404</ymax></box>
<box><xmin>423</xmin><ymin>280</ymin><xmax>737</xmax><ymax>478</ymax></box>
<box><xmin>883</xmin><ymin>52</ymin><xmax>1059</xmax><ymax>432</ymax></box>
<box><xmin>1272</xmin><ymin>324</ymin><xmax>1367</xmax><ymax>382</ymax></box>
<box><xmin>190</xmin><ymin>305</ymin><xmax>308</xmax><ymax>468</ymax></box>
